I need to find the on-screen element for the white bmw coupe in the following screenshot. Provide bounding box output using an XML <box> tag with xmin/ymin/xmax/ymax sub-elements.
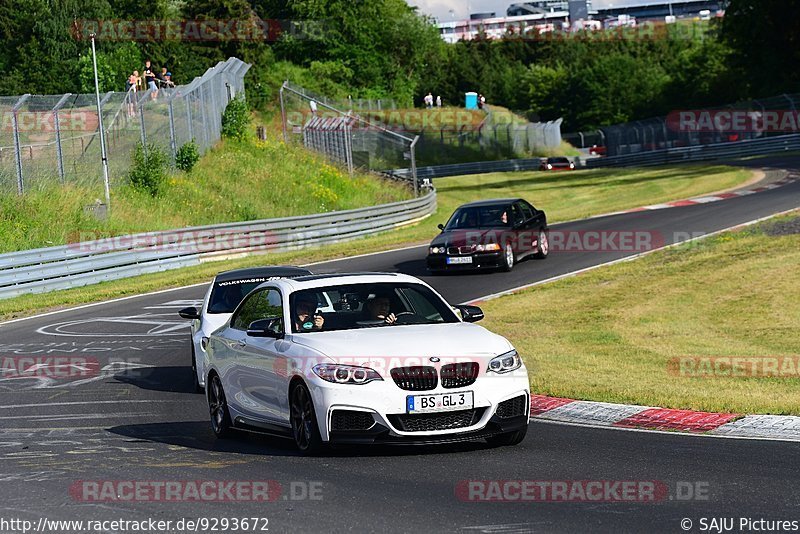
<box><xmin>204</xmin><ymin>272</ymin><xmax>530</xmax><ymax>454</ymax></box>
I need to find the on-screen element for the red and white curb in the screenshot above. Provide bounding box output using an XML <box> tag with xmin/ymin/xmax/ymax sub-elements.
<box><xmin>594</xmin><ymin>172</ymin><xmax>797</xmax><ymax>219</ymax></box>
<box><xmin>530</xmin><ymin>395</ymin><xmax>800</xmax><ymax>442</ymax></box>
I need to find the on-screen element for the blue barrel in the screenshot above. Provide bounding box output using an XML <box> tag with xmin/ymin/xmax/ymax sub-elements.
<box><xmin>465</xmin><ymin>92</ymin><xmax>478</xmax><ymax>110</ymax></box>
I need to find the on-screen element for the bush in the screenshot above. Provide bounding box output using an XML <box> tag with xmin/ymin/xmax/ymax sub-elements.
<box><xmin>128</xmin><ymin>142</ymin><xmax>168</xmax><ymax>196</ymax></box>
<box><xmin>176</xmin><ymin>140</ymin><xmax>200</xmax><ymax>172</ymax></box>
<box><xmin>221</xmin><ymin>97</ymin><xmax>251</xmax><ymax>141</ymax></box>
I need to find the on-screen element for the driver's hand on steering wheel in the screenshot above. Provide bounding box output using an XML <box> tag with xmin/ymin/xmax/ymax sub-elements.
<box><xmin>382</xmin><ymin>313</ymin><xmax>397</xmax><ymax>324</ymax></box>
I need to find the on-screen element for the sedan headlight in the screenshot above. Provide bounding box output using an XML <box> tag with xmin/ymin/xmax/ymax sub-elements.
<box><xmin>313</xmin><ymin>364</ymin><xmax>383</xmax><ymax>385</ymax></box>
<box><xmin>488</xmin><ymin>350</ymin><xmax>522</xmax><ymax>374</ymax></box>
<box><xmin>475</xmin><ymin>243</ymin><xmax>501</xmax><ymax>252</ymax></box>
<box><xmin>547</xmin><ymin>164</ymin><xmax>553</xmax><ymax>170</ymax></box>
<box><xmin>429</xmin><ymin>246</ymin><xmax>445</xmax><ymax>254</ymax></box>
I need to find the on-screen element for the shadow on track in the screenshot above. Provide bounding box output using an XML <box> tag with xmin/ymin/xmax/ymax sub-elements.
<box><xmin>107</xmin><ymin>421</ymin><xmax>501</xmax><ymax>458</ymax></box>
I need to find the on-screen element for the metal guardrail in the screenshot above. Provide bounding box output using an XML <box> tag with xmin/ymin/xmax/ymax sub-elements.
<box><xmin>587</xmin><ymin>134</ymin><xmax>800</xmax><ymax>168</ymax></box>
<box><xmin>0</xmin><ymin>191</ymin><xmax>436</xmax><ymax>299</ymax></box>
<box><xmin>385</xmin><ymin>158</ymin><xmax>545</xmax><ymax>181</ymax></box>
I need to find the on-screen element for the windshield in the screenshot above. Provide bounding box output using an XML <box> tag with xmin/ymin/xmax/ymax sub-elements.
<box><xmin>208</xmin><ymin>279</ymin><xmax>270</xmax><ymax>314</ymax></box>
<box><xmin>549</xmin><ymin>157</ymin><xmax>570</xmax><ymax>164</ymax></box>
<box><xmin>444</xmin><ymin>205</ymin><xmax>511</xmax><ymax>230</ymax></box>
<box><xmin>290</xmin><ymin>282</ymin><xmax>459</xmax><ymax>333</ymax></box>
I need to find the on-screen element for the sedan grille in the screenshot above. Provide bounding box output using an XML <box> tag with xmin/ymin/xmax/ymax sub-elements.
<box><xmin>441</xmin><ymin>362</ymin><xmax>480</xmax><ymax>389</ymax></box>
<box><xmin>330</xmin><ymin>410</ymin><xmax>375</xmax><ymax>431</ymax></box>
<box><xmin>389</xmin><ymin>408</ymin><xmax>486</xmax><ymax>432</ymax></box>
<box><xmin>496</xmin><ymin>395</ymin><xmax>528</xmax><ymax>418</ymax></box>
<box><xmin>390</xmin><ymin>366</ymin><xmax>438</xmax><ymax>391</ymax></box>
<box><xmin>447</xmin><ymin>246</ymin><xmax>474</xmax><ymax>255</ymax></box>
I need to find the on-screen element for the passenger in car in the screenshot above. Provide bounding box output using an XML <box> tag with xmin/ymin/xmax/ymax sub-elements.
<box><xmin>295</xmin><ymin>297</ymin><xmax>324</xmax><ymax>331</ymax></box>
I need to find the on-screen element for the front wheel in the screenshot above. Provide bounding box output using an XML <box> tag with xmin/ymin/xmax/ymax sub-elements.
<box><xmin>533</xmin><ymin>229</ymin><xmax>549</xmax><ymax>259</ymax></box>
<box><xmin>208</xmin><ymin>374</ymin><xmax>233</xmax><ymax>438</ymax></box>
<box><xmin>487</xmin><ymin>426</ymin><xmax>528</xmax><ymax>447</ymax></box>
<box><xmin>500</xmin><ymin>242</ymin><xmax>515</xmax><ymax>272</ymax></box>
<box><xmin>290</xmin><ymin>383</ymin><xmax>324</xmax><ymax>455</ymax></box>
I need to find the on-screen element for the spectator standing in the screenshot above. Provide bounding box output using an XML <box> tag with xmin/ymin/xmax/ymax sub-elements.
<box><xmin>126</xmin><ymin>71</ymin><xmax>140</xmax><ymax>117</ymax></box>
<box><xmin>436</xmin><ymin>95</ymin><xmax>442</xmax><ymax>108</ymax></box>
<box><xmin>424</xmin><ymin>92</ymin><xmax>433</xmax><ymax>109</ymax></box>
<box><xmin>477</xmin><ymin>93</ymin><xmax>484</xmax><ymax>110</ymax></box>
<box><xmin>143</xmin><ymin>60</ymin><xmax>158</xmax><ymax>100</ymax></box>
<box><xmin>480</xmin><ymin>94</ymin><xmax>486</xmax><ymax>108</ymax></box>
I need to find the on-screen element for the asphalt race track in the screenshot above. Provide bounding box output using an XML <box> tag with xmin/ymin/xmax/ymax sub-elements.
<box><xmin>1</xmin><ymin>158</ymin><xmax>799</xmax><ymax>533</ymax></box>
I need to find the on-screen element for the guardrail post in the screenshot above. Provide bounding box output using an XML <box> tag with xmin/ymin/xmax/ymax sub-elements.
<box><xmin>51</xmin><ymin>93</ymin><xmax>72</xmax><ymax>184</ymax></box>
<box><xmin>11</xmin><ymin>94</ymin><xmax>30</xmax><ymax>195</ymax></box>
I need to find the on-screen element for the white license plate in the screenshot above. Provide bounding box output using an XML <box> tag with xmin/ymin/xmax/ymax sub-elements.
<box><xmin>406</xmin><ymin>391</ymin><xmax>474</xmax><ymax>414</ymax></box>
<box><xmin>446</xmin><ymin>256</ymin><xmax>473</xmax><ymax>265</ymax></box>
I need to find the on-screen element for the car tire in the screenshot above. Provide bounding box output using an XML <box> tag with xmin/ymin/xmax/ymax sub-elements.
<box><xmin>500</xmin><ymin>242</ymin><xmax>515</xmax><ymax>272</ymax></box>
<box><xmin>533</xmin><ymin>229</ymin><xmax>549</xmax><ymax>260</ymax></box>
<box><xmin>487</xmin><ymin>425</ymin><xmax>528</xmax><ymax>447</ymax></box>
<box><xmin>290</xmin><ymin>382</ymin><xmax>325</xmax><ymax>455</ymax></box>
<box><xmin>208</xmin><ymin>374</ymin><xmax>233</xmax><ymax>439</ymax></box>
<box><xmin>191</xmin><ymin>344</ymin><xmax>204</xmax><ymax>394</ymax></box>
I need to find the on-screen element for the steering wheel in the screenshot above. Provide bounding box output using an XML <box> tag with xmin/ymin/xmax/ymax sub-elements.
<box><xmin>391</xmin><ymin>312</ymin><xmax>421</xmax><ymax>325</ymax></box>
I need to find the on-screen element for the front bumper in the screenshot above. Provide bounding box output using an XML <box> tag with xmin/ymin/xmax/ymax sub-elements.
<box><xmin>426</xmin><ymin>252</ymin><xmax>504</xmax><ymax>271</ymax></box>
<box><xmin>328</xmin><ymin>411</ymin><xmax>529</xmax><ymax>446</ymax></box>
<box><xmin>309</xmin><ymin>370</ymin><xmax>530</xmax><ymax>444</ymax></box>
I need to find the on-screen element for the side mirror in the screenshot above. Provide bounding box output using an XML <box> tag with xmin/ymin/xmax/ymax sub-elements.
<box><xmin>247</xmin><ymin>317</ymin><xmax>284</xmax><ymax>339</ymax></box>
<box><xmin>455</xmin><ymin>305</ymin><xmax>484</xmax><ymax>323</ymax></box>
<box><xmin>437</xmin><ymin>223</ymin><xmax>445</xmax><ymax>231</ymax></box>
<box><xmin>179</xmin><ymin>306</ymin><xmax>200</xmax><ymax>320</ymax></box>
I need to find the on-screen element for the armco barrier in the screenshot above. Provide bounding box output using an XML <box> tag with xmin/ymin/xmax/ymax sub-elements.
<box><xmin>0</xmin><ymin>191</ymin><xmax>436</xmax><ymax>299</ymax></box>
<box><xmin>385</xmin><ymin>158</ymin><xmax>544</xmax><ymax>181</ymax></box>
<box><xmin>587</xmin><ymin>134</ymin><xmax>800</xmax><ymax>168</ymax></box>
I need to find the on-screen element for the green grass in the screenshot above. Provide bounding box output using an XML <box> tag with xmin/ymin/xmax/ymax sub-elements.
<box><xmin>479</xmin><ymin>212</ymin><xmax>800</xmax><ymax>415</ymax></box>
<box><xmin>0</xmin><ymin>135</ymin><xmax>411</xmax><ymax>252</ymax></box>
<box><xmin>0</xmin><ymin>163</ymin><xmax>757</xmax><ymax>321</ymax></box>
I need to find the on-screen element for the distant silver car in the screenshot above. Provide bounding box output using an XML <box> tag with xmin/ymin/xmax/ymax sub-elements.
<box><xmin>179</xmin><ymin>266</ymin><xmax>312</xmax><ymax>392</ymax></box>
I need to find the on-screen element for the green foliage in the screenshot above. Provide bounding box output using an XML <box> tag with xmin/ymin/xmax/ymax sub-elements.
<box><xmin>221</xmin><ymin>97</ymin><xmax>252</xmax><ymax>141</ymax></box>
<box><xmin>77</xmin><ymin>53</ymin><xmax>116</xmax><ymax>94</ymax></box>
<box><xmin>128</xmin><ymin>142</ymin><xmax>168</xmax><ymax>196</ymax></box>
<box><xmin>175</xmin><ymin>140</ymin><xmax>200</xmax><ymax>172</ymax></box>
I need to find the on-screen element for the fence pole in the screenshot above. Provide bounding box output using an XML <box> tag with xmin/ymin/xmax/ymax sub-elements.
<box><xmin>279</xmin><ymin>82</ymin><xmax>288</xmax><ymax>142</ymax></box>
<box><xmin>410</xmin><ymin>135</ymin><xmax>419</xmax><ymax>197</ymax></box>
<box><xmin>137</xmin><ymin>92</ymin><xmax>149</xmax><ymax>151</ymax></box>
<box><xmin>51</xmin><ymin>93</ymin><xmax>72</xmax><ymax>184</ymax></box>
<box><xmin>200</xmin><ymin>85</ymin><xmax>209</xmax><ymax>149</ymax></box>
<box><xmin>11</xmin><ymin>94</ymin><xmax>30</xmax><ymax>195</ymax></box>
<box><xmin>167</xmin><ymin>94</ymin><xmax>178</xmax><ymax>162</ymax></box>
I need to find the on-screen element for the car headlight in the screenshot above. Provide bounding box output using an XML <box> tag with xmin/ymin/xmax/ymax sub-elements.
<box><xmin>429</xmin><ymin>246</ymin><xmax>445</xmax><ymax>254</ymax></box>
<box><xmin>547</xmin><ymin>164</ymin><xmax>553</xmax><ymax>169</ymax></box>
<box><xmin>569</xmin><ymin>162</ymin><xmax>575</xmax><ymax>169</ymax></box>
<box><xmin>313</xmin><ymin>364</ymin><xmax>383</xmax><ymax>385</ymax></box>
<box><xmin>488</xmin><ymin>350</ymin><xmax>522</xmax><ymax>374</ymax></box>
<box><xmin>478</xmin><ymin>243</ymin><xmax>501</xmax><ymax>252</ymax></box>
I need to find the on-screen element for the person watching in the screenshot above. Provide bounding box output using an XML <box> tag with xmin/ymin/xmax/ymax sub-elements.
<box><xmin>295</xmin><ymin>297</ymin><xmax>324</xmax><ymax>331</ymax></box>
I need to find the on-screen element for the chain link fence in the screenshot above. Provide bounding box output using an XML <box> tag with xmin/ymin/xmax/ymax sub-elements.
<box><xmin>579</xmin><ymin>93</ymin><xmax>800</xmax><ymax>157</ymax></box>
<box><xmin>280</xmin><ymin>81</ymin><xmax>420</xmax><ymax>195</ymax></box>
<box><xmin>0</xmin><ymin>57</ymin><xmax>251</xmax><ymax>196</ymax></box>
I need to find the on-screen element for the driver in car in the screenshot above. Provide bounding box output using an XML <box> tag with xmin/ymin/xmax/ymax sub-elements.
<box><xmin>295</xmin><ymin>296</ymin><xmax>324</xmax><ymax>331</ymax></box>
<box><xmin>365</xmin><ymin>294</ymin><xmax>397</xmax><ymax>324</ymax></box>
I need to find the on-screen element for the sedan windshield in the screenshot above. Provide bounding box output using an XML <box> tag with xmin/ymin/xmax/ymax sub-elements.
<box><xmin>208</xmin><ymin>280</ymin><xmax>268</xmax><ymax>314</ymax></box>
<box><xmin>290</xmin><ymin>282</ymin><xmax>460</xmax><ymax>333</ymax></box>
<box><xmin>444</xmin><ymin>205</ymin><xmax>510</xmax><ymax>230</ymax></box>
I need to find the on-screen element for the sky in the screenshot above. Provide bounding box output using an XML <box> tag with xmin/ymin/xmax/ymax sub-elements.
<box><xmin>406</xmin><ymin>0</ymin><xmax>640</xmax><ymax>21</ymax></box>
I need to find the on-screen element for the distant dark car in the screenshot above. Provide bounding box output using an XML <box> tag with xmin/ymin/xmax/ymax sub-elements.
<box><xmin>589</xmin><ymin>145</ymin><xmax>607</xmax><ymax>156</ymax></box>
<box><xmin>540</xmin><ymin>157</ymin><xmax>575</xmax><ymax>171</ymax></box>
<box><xmin>426</xmin><ymin>198</ymin><xmax>549</xmax><ymax>273</ymax></box>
